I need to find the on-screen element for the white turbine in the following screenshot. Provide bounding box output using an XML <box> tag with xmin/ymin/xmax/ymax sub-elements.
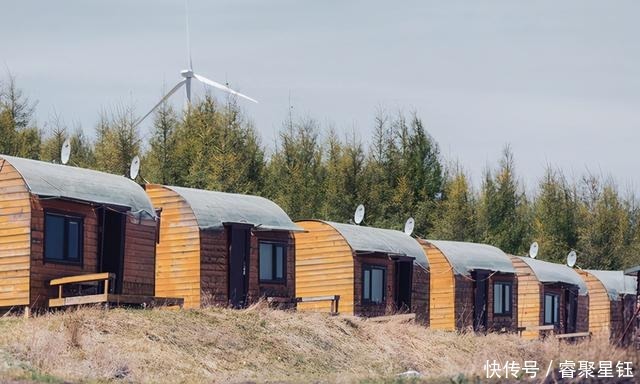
<box><xmin>135</xmin><ymin>1</ymin><xmax>257</xmax><ymax>128</ymax></box>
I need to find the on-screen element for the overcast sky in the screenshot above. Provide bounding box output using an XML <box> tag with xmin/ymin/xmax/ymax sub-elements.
<box><xmin>1</xmin><ymin>1</ymin><xmax>638</xmax><ymax>191</ymax></box>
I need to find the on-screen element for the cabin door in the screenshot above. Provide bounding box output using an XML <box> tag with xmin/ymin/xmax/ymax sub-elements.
<box><xmin>228</xmin><ymin>224</ymin><xmax>251</xmax><ymax>308</ymax></box>
<box><xmin>99</xmin><ymin>209</ymin><xmax>126</xmax><ymax>294</ymax></box>
<box><xmin>394</xmin><ymin>260</ymin><xmax>413</xmax><ymax>311</ymax></box>
<box><xmin>473</xmin><ymin>270</ymin><xmax>490</xmax><ymax>331</ymax></box>
<box><xmin>565</xmin><ymin>288</ymin><xmax>578</xmax><ymax>334</ymax></box>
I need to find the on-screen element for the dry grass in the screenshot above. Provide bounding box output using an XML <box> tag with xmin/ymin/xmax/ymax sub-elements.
<box><xmin>0</xmin><ymin>306</ymin><xmax>637</xmax><ymax>383</ymax></box>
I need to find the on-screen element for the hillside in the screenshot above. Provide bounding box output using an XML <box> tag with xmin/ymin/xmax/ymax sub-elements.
<box><xmin>0</xmin><ymin>306</ymin><xmax>636</xmax><ymax>383</ymax></box>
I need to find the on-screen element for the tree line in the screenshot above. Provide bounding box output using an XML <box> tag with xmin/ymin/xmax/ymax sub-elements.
<box><xmin>2</xmin><ymin>74</ymin><xmax>639</xmax><ymax>270</ymax></box>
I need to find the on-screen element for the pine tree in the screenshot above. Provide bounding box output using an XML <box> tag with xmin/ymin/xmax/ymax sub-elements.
<box><xmin>94</xmin><ymin>105</ymin><xmax>141</xmax><ymax>176</ymax></box>
<box><xmin>431</xmin><ymin>165</ymin><xmax>477</xmax><ymax>241</ymax></box>
<box><xmin>0</xmin><ymin>73</ymin><xmax>40</xmax><ymax>158</ymax></box>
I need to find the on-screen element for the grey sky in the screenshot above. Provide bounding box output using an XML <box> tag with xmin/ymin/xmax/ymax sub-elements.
<box><xmin>1</xmin><ymin>1</ymin><xmax>638</xmax><ymax>191</ymax></box>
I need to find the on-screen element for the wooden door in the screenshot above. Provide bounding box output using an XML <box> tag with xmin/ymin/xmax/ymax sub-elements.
<box><xmin>228</xmin><ymin>224</ymin><xmax>251</xmax><ymax>308</ymax></box>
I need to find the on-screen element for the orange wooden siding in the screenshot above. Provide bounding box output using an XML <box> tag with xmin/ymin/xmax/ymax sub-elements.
<box><xmin>294</xmin><ymin>221</ymin><xmax>354</xmax><ymax>314</ymax></box>
<box><xmin>510</xmin><ymin>256</ymin><xmax>541</xmax><ymax>340</ymax></box>
<box><xmin>146</xmin><ymin>184</ymin><xmax>201</xmax><ymax>308</ymax></box>
<box><xmin>423</xmin><ymin>242</ymin><xmax>456</xmax><ymax>330</ymax></box>
<box><xmin>0</xmin><ymin>159</ymin><xmax>31</xmax><ymax>307</ymax></box>
<box><xmin>577</xmin><ymin>270</ymin><xmax>610</xmax><ymax>337</ymax></box>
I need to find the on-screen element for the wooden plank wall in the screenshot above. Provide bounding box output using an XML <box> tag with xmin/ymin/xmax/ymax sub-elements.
<box><xmin>577</xmin><ymin>270</ymin><xmax>610</xmax><ymax>337</ymax></box>
<box><xmin>251</xmin><ymin>231</ymin><xmax>296</xmax><ymax>301</ymax></box>
<box><xmin>294</xmin><ymin>221</ymin><xmax>354</xmax><ymax>314</ymax></box>
<box><xmin>30</xmin><ymin>198</ymin><xmax>100</xmax><ymax>308</ymax></box>
<box><xmin>353</xmin><ymin>253</ymin><xmax>394</xmax><ymax>317</ymax></box>
<box><xmin>122</xmin><ymin>216</ymin><xmax>157</xmax><ymax>296</ymax></box>
<box><xmin>0</xmin><ymin>159</ymin><xmax>31</xmax><ymax>308</ymax></box>
<box><xmin>510</xmin><ymin>256</ymin><xmax>541</xmax><ymax>340</ymax></box>
<box><xmin>199</xmin><ymin>229</ymin><xmax>228</xmax><ymax>306</ymax></box>
<box><xmin>146</xmin><ymin>185</ymin><xmax>201</xmax><ymax>309</ymax></box>
<box><xmin>413</xmin><ymin>265</ymin><xmax>429</xmax><ymax>325</ymax></box>
<box><xmin>422</xmin><ymin>242</ymin><xmax>456</xmax><ymax>330</ymax></box>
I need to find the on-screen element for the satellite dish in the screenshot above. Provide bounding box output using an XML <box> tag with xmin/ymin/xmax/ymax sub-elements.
<box><xmin>567</xmin><ymin>250</ymin><xmax>577</xmax><ymax>268</ymax></box>
<box><xmin>529</xmin><ymin>242</ymin><xmax>539</xmax><ymax>259</ymax></box>
<box><xmin>129</xmin><ymin>155</ymin><xmax>141</xmax><ymax>180</ymax></box>
<box><xmin>60</xmin><ymin>138</ymin><xmax>71</xmax><ymax>165</ymax></box>
<box><xmin>354</xmin><ymin>204</ymin><xmax>365</xmax><ymax>225</ymax></box>
<box><xmin>404</xmin><ymin>217</ymin><xmax>415</xmax><ymax>236</ymax></box>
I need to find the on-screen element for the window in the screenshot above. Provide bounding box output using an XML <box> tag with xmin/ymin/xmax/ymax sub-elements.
<box><xmin>259</xmin><ymin>242</ymin><xmax>286</xmax><ymax>283</ymax></box>
<box><xmin>363</xmin><ymin>265</ymin><xmax>386</xmax><ymax>304</ymax></box>
<box><xmin>493</xmin><ymin>281</ymin><xmax>512</xmax><ymax>315</ymax></box>
<box><xmin>44</xmin><ymin>212</ymin><xmax>83</xmax><ymax>264</ymax></box>
<box><xmin>544</xmin><ymin>293</ymin><xmax>560</xmax><ymax>325</ymax></box>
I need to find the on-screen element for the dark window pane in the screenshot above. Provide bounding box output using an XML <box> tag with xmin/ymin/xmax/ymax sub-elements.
<box><xmin>259</xmin><ymin>243</ymin><xmax>272</xmax><ymax>280</ymax></box>
<box><xmin>504</xmin><ymin>284</ymin><xmax>511</xmax><ymax>312</ymax></box>
<box><xmin>364</xmin><ymin>270</ymin><xmax>370</xmax><ymax>299</ymax></box>
<box><xmin>544</xmin><ymin>295</ymin><xmax>553</xmax><ymax>324</ymax></box>
<box><xmin>275</xmin><ymin>246</ymin><xmax>284</xmax><ymax>279</ymax></box>
<box><xmin>494</xmin><ymin>283</ymin><xmax>503</xmax><ymax>314</ymax></box>
<box><xmin>371</xmin><ymin>268</ymin><xmax>384</xmax><ymax>303</ymax></box>
<box><xmin>45</xmin><ymin>215</ymin><xmax>65</xmax><ymax>260</ymax></box>
<box><xmin>67</xmin><ymin>220</ymin><xmax>80</xmax><ymax>260</ymax></box>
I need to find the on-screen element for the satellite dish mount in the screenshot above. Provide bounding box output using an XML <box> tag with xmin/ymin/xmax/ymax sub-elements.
<box><xmin>567</xmin><ymin>250</ymin><xmax>577</xmax><ymax>268</ymax></box>
<box><xmin>60</xmin><ymin>138</ymin><xmax>71</xmax><ymax>165</ymax></box>
<box><xmin>129</xmin><ymin>155</ymin><xmax>141</xmax><ymax>180</ymax></box>
<box><xmin>354</xmin><ymin>204</ymin><xmax>365</xmax><ymax>225</ymax></box>
<box><xmin>404</xmin><ymin>217</ymin><xmax>415</xmax><ymax>236</ymax></box>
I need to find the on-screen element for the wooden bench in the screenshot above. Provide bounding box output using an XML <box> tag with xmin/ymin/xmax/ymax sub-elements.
<box><xmin>49</xmin><ymin>272</ymin><xmax>114</xmax><ymax>307</ymax></box>
<box><xmin>556</xmin><ymin>332</ymin><xmax>591</xmax><ymax>340</ymax></box>
<box><xmin>517</xmin><ymin>324</ymin><xmax>555</xmax><ymax>336</ymax></box>
<box><xmin>49</xmin><ymin>272</ymin><xmax>184</xmax><ymax>309</ymax></box>
<box><xmin>296</xmin><ymin>295</ymin><xmax>340</xmax><ymax>315</ymax></box>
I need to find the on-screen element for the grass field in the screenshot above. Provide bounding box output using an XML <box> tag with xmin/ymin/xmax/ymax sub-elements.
<box><xmin>0</xmin><ymin>305</ymin><xmax>637</xmax><ymax>383</ymax></box>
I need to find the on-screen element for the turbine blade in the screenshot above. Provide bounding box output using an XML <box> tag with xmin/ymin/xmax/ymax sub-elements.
<box><xmin>134</xmin><ymin>79</ymin><xmax>187</xmax><ymax>128</ymax></box>
<box><xmin>193</xmin><ymin>73</ymin><xmax>258</xmax><ymax>103</ymax></box>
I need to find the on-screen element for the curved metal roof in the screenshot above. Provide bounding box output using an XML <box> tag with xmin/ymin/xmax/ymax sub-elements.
<box><xmin>167</xmin><ymin>185</ymin><xmax>301</xmax><ymax>232</ymax></box>
<box><xmin>1</xmin><ymin>155</ymin><xmax>155</xmax><ymax>217</ymax></box>
<box><xmin>427</xmin><ymin>240</ymin><xmax>515</xmax><ymax>276</ymax></box>
<box><xmin>322</xmin><ymin>221</ymin><xmax>428</xmax><ymax>268</ymax></box>
<box><xmin>586</xmin><ymin>270</ymin><xmax>637</xmax><ymax>301</ymax></box>
<box><xmin>518</xmin><ymin>256</ymin><xmax>588</xmax><ymax>295</ymax></box>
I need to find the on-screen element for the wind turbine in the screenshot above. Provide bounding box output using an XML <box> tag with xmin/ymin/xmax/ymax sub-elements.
<box><xmin>134</xmin><ymin>1</ymin><xmax>258</xmax><ymax>128</ymax></box>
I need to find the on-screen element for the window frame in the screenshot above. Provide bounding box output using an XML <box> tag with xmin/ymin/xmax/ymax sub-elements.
<box><xmin>362</xmin><ymin>264</ymin><xmax>386</xmax><ymax>305</ymax></box>
<box><xmin>493</xmin><ymin>281</ymin><xmax>513</xmax><ymax>316</ymax></box>
<box><xmin>258</xmin><ymin>241</ymin><xmax>287</xmax><ymax>284</ymax></box>
<box><xmin>543</xmin><ymin>293</ymin><xmax>560</xmax><ymax>325</ymax></box>
<box><xmin>43</xmin><ymin>211</ymin><xmax>84</xmax><ymax>266</ymax></box>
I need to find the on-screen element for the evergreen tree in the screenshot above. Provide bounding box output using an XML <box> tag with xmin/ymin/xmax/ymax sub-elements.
<box><xmin>0</xmin><ymin>73</ymin><xmax>40</xmax><ymax>158</ymax></box>
<box><xmin>478</xmin><ymin>145</ymin><xmax>531</xmax><ymax>254</ymax></box>
<box><xmin>143</xmin><ymin>102</ymin><xmax>179</xmax><ymax>185</ymax></box>
<box><xmin>431</xmin><ymin>165</ymin><xmax>477</xmax><ymax>241</ymax></box>
<box><xmin>532</xmin><ymin>167</ymin><xmax>579</xmax><ymax>263</ymax></box>
<box><xmin>94</xmin><ymin>105</ymin><xmax>141</xmax><ymax>176</ymax></box>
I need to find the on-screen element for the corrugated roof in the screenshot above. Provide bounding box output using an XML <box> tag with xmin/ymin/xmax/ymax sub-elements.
<box><xmin>323</xmin><ymin>221</ymin><xmax>428</xmax><ymax>268</ymax></box>
<box><xmin>166</xmin><ymin>185</ymin><xmax>301</xmax><ymax>232</ymax></box>
<box><xmin>427</xmin><ymin>240</ymin><xmax>515</xmax><ymax>276</ymax></box>
<box><xmin>586</xmin><ymin>270</ymin><xmax>637</xmax><ymax>301</ymax></box>
<box><xmin>518</xmin><ymin>256</ymin><xmax>588</xmax><ymax>295</ymax></box>
<box><xmin>1</xmin><ymin>155</ymin><xmax>155</xmax><ymax>217</ymax></box>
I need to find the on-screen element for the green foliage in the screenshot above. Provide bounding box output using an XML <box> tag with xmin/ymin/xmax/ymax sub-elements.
<box><xmin>478</xmin><ymin>145</ymin><xmax>531</xmax><ymax>254</ymax></box>
<box><xmin>94</xmin><ymin>105</ymin><xmax>141</xmax><ymax>176</ymax></box>
<box><xmin>0</xmin><ymin>73</ymin><xmax>40</xmax><ymax>158</ymax></box>
<box><xmin>431</xmin><ymin>166</ymin><xmax>477</xmax><ymax>241</ymax></box>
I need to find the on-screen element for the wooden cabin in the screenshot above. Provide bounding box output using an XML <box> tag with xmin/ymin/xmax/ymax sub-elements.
<box><xmin>294</xmin><ymin>220</ymin><xmax>429</xmax><ymax>323</ymax></box>
<box><xmin>145</xmin><ymin>184</ymin><xmax>301</xmax><ymax>309</ymax></box>
<box><xmin>0</xmin><ymin>155</ymin><xmax>160</xmax><ymax>312</ymax></box>
<box><xmin>510</xmin><ymin>256</ymin><xmax>588</xmax><ymax>339</ymax></box>
<box><xmin>624</xmin><ymin>266</ymin><xmax>640</xmax><ymax>348</ymax></box>
<box><xmin>578</xmin><ymin>270</ymin><xmax>636</xmax><ymax>344</ymax></box>
<box><xmin>421</xmin><ymin>240</ymin><xmax>517</xmax><ymax>332</ymax></box>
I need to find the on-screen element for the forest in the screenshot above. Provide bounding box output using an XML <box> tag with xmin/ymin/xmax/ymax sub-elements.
<box><xmin>1</xmin><ymin>74</ymin><xmax>639</xmax><ymax>270</ymax></box>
